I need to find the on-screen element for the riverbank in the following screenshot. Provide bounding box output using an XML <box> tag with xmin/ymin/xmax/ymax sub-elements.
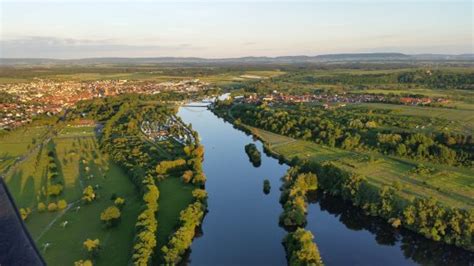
<box><xmin>210</xmin><ymin>104</ymin><xmax>474</xmax><ymax>253</ymax></box>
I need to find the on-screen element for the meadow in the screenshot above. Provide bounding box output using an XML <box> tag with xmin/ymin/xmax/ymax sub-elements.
<box><xmin>0</xmin><ymin>126</ymin><xmax>50</xmax><ymax>174</ymax></box>
<box><xmin>349</xmin><ymin>103</ymin><xmax>474</xmax><ymax>134</ymax></box>
<box><xmin>155</xmin><ymin>177</ymin><xmax>195</xmax><ymax>252</ymax></box>
<box><xmin>249</xmin><ymin>126</ymin><xmax>474</xmax><ymax>209</ymax></box>
<box><xmin>3</xmin><ymin>125</ymin><xmax>141</xmax><ymax>265</ymax></box>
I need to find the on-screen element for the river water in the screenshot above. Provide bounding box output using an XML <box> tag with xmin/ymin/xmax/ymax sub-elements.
<box><xmin>178</xmin><ymin>106</ymin><xmax>473</xmax><ymax>266</ymax></box>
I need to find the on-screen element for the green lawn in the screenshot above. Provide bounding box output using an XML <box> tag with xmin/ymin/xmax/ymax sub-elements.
<box><xmin>156</xmin><ymin>177</ymin><xmax>195</xmax><ymax>254</ymax></box>
<box><xmin>249</xmin><ymin>125</ymin><xmax>474</xmax><ymax>209</ymax></box>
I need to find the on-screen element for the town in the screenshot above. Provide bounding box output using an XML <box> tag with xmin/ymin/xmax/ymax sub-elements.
<box><xmin>0</xmin><ymin>79</ymin><xmax>210</xmax><ymax>129</ymax></box>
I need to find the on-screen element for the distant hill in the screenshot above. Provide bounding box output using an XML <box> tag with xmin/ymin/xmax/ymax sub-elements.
<box><xmin>1</xmin><ymin>53</ymin><xmax>473</xmax><ymax>66</ymax></box>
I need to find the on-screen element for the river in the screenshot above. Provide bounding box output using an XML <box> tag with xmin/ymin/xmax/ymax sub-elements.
<box><xmin>178</xmin><ymin>105</ymin><xmax>473</xmax><ymax>266</ymax></box>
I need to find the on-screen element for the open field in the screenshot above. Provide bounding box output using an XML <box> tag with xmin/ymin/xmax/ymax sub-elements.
<box><xmin>156</xmin><ymin>177</ymin><xmax>195</xmax><ymax>254</ymax></box>
<box><xmin>0</xmin><ymin>67</ymin><xmax>285</xmax><ymax>86</ymax></box>
<box><xmin>248</xmin><ymin>125</ymin><xmax>474</xmax><ymax>209</ymax></box>
<box><xmin>3</xmin><ymin>125</ymin><xmax>141</xmax><ymax>265</ymax></box>
<box><xmin>348</xmin><ymin>103</ymin><xmax>474</xmax><ymax>134</ymax></box>
<box><xmin>0</xmin><ymin>126</ymin><xmax>50</xmax><ymax>173</ymax></box>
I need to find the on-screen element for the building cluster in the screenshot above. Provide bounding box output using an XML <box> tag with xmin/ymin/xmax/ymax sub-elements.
<box><xmin>140</xmin><ymin>115</ymin><xmax>195</xmax><ymax>145</ymax></box>
<box><xmin>0</xmin><ymin>79</ymin><xmax>209</xmax><ymax>129</ymax></box>
<box><xmin>237</xmin><ymin>91</ymin><xmax>448</xmax><ymax>107</ymax></box>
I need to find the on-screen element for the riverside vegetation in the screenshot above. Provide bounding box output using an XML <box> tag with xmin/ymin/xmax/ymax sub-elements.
<box><xmin>212</xmin><ymin>66</ymin><xmax>474</xmax><ymax>253</ymax></box>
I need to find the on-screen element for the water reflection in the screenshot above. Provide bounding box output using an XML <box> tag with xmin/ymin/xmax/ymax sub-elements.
<box><xmin>178</xmin><ymin>105</ymin><xmax>473</xmax><ymax>266</ymax></box>
<box><xmin>309</xmin><ymin>192</ymin><xmax>474</xmax><ymax>266</ymax></box>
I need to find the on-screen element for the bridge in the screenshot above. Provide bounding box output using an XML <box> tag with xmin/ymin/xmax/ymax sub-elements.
<box><xmin>181</xmin><ymin>104</ymin><xmax>209</xmax><ymax>108</ymax></box>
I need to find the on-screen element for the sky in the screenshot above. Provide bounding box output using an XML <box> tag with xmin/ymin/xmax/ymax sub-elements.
<box><xmin>0</xmin><ymin>0</ymin><xmax>473</xmax><ymax>58</ymax></box>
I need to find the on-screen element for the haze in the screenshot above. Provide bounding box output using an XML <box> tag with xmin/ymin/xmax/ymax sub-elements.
<box><xmin>1</xmin><ymin>0</ymin><xmax>473</xmax><ymax>58</ymax></box>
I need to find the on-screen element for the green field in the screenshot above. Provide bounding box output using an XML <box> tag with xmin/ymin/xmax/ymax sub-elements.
<box><xmin>156</xmin><ymin>177</ymin><xmax>195</xmax><ymax>253</ymax></box>
<box><xmin>0</xmin><ymin>126</ymin><xmax>50</xmax><ymax>173</ymax></box>
<box><xmin>0</xmin><ymin>67</ymin><xmax>285</xmax><ymax>86</ymax></box>
<box><xmin>4</xmin><ymin>125</ymin><xmax>141</xmax><ymax>265</ymax></box>
<box><xmin>249</xmin><ymin>126</ymin><xmax>474</xmax><ymax>209</ymax></box>
<box><xmin>349</xmin><ymin>103</ymin><xmax>474</xmax><ymax>134</ymax></box>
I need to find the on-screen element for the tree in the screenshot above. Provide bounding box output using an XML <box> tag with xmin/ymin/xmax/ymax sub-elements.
<box><xmin>48</xmin><ymin>202</ymin><xmax>58</xmax><ymax>212</ymax></box>
<box><xmin>100</xmin><ymin>206</ymin><xmax>121</xmax><ymax>227</ymax></box>
<box><xmin>114</xmin><ymin>197</ymin><xmax>125</xmax><ymax>208</ymax></box>
<box><xmin>182</xmin><ymin>170</ymin><xmax>193</xmax><ymax>183</ymax></box>
<box><xmin>263</xmin><ymin>179</ymin><xmax>271</xmax><ymax>194</ymax></box>
<box><xmin>192</xmin><ymin>189</ymin><xmax>207</xmax><ymax>203</ymax></box>
<box><xmin>74</xmin><ymin>260</ymin><xmax>93</xmax><ymax>266</ymax></box>
<box><xmin>283</xmin><ymin>228</ymin><xmax>323</xmax><ymax>266</ymax></box>
<box><xmin>83</xmin><ymin>238</ymin><xmax>100</xmax><ymax>257</ymax></box>
<box><xmin>47</xmin><ymin>184</ymin><xmax>63</xmax><ymax>197</ymax></box>
<box><xmin>57</xmin><ymin>199</ymin><xmax>68</xmax><ymax>210</ymax></box>
<box><xmin>82</xmin><ymin>185</ymin><xmax>96</xmax><ymax>203</ymax></box>
<box><xmin>37</xmin><ymin>202</ymin><xmax>46</xmax><ymax>212</ymax></box>
<box><xmin>20</xmin><ymin>208</ymin><xmax>31</xmax><ymax>221</ymax></box>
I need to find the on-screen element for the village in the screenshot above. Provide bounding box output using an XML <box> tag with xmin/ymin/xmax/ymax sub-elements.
<box><xmin>0</xmin><ymin>79</ymin><xmax>209</xmax><ymax>129</ymax></box>
<box><xmin>235</xmin><ymin>91</ymin><xmax>449</xmax><ymax>108</ymax></box>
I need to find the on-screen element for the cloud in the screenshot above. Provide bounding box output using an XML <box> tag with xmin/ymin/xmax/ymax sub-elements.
<box><xmin>0</xmin><ymin>36</ymin><xmax>203</xmax><ymax>58</ymax></box>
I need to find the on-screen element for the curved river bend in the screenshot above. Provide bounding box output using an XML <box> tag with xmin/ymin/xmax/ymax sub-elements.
<box><xmin>178</xmin><ymin>106</ymin><xmax>474</xmax><ymax>266</ymax></box>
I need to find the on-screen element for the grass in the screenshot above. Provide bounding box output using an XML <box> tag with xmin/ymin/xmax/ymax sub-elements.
<box><xmin>351</xmin><ymin>103</ymin><xmax>474</xmax><ymax>134</ymax></box>
<box><xmin>156</xmin><ymin>177</ymin><xmax>195</xmax><ymax>254</ymax></box>
<box><xmin>0</xmin><ymin>126</ymin><xmax>50</xmax><ymax>173</ymax></box>
<box><xmin>248</xmin><ymin>125</ymin><xmax>474</xmax><ymax>210</ymax></box>
<box><xmin>4</xmin><ymin>125</ymin><xmax>141</xmax><ymax>265</ymax></box>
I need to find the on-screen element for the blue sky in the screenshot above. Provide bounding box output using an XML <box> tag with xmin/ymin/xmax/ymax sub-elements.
<box><xmin>1</xmin><ymin>1</ymin><xmax>472</xmax><ymax>58</ymax></box>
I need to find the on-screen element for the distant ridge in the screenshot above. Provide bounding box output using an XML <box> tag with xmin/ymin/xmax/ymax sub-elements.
<box><xmin>1</xmin><ymin>53</ymin><xmax>473</xmax><ymax>66</ymax></box>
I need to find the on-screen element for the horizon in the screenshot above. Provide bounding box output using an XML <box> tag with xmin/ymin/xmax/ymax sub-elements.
<box><xmin>1</xmin><ymin>1</ymin><xmax>473</xmax><ymax>59</ymax></box>
<box><xmin>1</xmin><ymin>52</ymin><xmax>473</xmax><ymax>61</ymax></box>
